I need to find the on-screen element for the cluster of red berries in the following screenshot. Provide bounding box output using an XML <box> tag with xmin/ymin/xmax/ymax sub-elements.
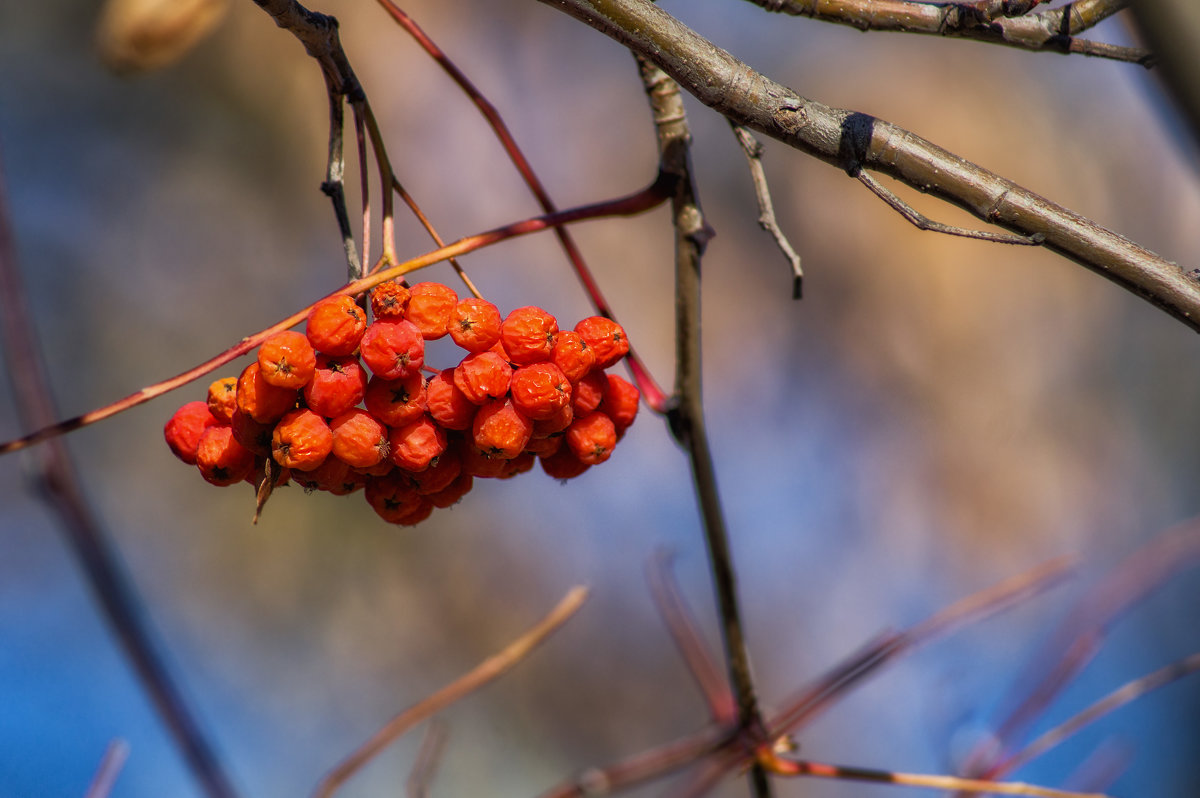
<box><xmin>163</xmin><ymin>281</ymin><xmax>639</xmax><ymax>526</ymax></box>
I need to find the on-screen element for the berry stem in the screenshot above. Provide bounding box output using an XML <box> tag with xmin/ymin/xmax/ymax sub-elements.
<box><xmin>372</xmin><ymin>0</ymin><xmax>669</xmax><ymax>407</ymax></box>
<box><xmin>0</xmin><ymin>178</ymin><xmax>670</xmax><ymax>456</ymax></box>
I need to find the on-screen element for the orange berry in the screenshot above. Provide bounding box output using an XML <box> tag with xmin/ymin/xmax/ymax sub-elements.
<box><xmin>364</xmin><ymin>472</ymin><xmax>423</xmax><ymax>523</ymax></box>
<box><xmin>510</xmin><ymin>362</ymin><xmax>572</xmax><ymax>421</ymax></box>
<box><xmin>272</xmin><ymin>408</ymin><xmax>333</xmax><ymax>471</ymax></box>
<box><xmin>293</xmin><ymin>455</ymin><xmax>363</xmax><ymax>495</ymax></box>
<box><xmin>329</xmin><ymin>408</ymin><xmax>389</xmax><ymax>469</ymax></box>
<box><xmin>364</xmin><ymin>373</ymin><xmax>427</xmax><ymax>428</ymax></box>
<box><xmin>500</xmin><ymin>306</ymin><xmax>558</xmax><ymax>365</ymax></box>
<box><xmin>405</xmin><ymin>282</ymin><xmax>458</xmax><ymax>340</ymax></box>
<box><xmin>258</xmin><ymin>330</ymin><xmax>317</xmax><ymax>389</ymax></box>
<box><xmin>574</xmin><ymin>316</ymin><xmax>629</xmax><ymax>369</ymax></box>
<box><xmin>498</xmin><ymin>451</ymin><xmax>536</xmax><ymax>480</ymax></box>
<box><xmin>409</xmin><ymin>441</ymin><xmax>463</xmax><ymax>495</ymax></box>
<box><xmin>306</xmin><ymin>295</ymin><xmax>367</xmax><ymax>356</ymax></box>
<box><xmin>600</xmin><ymin>373</ymin><xmax>640</xmax><ymax>431</ymax></box>
<box><xmin>453</xmin><ymin>351</ymin><xmax>512</xmax><ymax>405</ymax></box>
<box><xmin>460</xmin><ymin>443</ymin><xmax>509</xmax><ymax>478</ymax></box>
<box><xmin>164</xmin><ymin>401</ymin><xmax>219</xmax><ymax>465</ymax></box>
<box><xmin>391</xmin><ymin>498</ymin><xmax>435</xmax><ymax>527</ymax></box>
<box><xmin>230</xmin><ymin>409</ymin><xmax>274</xmax><ymax>456</ymax></box>
<box><xmin>236</xmin><ymin>361</ymin><xmax>298</xmax><ymax>424</ymax></box>
<box><xmin>427</xmin><ymin>471</ymin><xmax>473</xmax><ymax>508</ymax></box>
<box><xmin>426</xmin><ymin>368</ymin><xmax>477</xmax><ymax>430</ymax></box>
<box><xmin>304</xmin><ymin>354</ymin><xmax>368</xmax><ymax>418</ymax></box>
<box><xmin>540</xmin><ymin>445</ymin><xmax>591</xmax><ymax>481</ymax></box>
<box><xmin>571</xmin><ymin>370</ymin><xmax>606</xmax><ymax>417</ymax></box>
<box><xmin>532</xmin><ymin>403</ymin><xmax>573</xmax><ymax>438</ymax></box>
<box><xmin>523</xmin><ymin>434</ymin><xmax>563</xmax><ymax>458</ymax></box>
<box><xmin>196</xmin><ymin>425</ymin><xmax>255</xmax><ymax>486</ymax></box>
<box><xmin>389</xmin><ymin>415</ymin><xmax>447</xmax><ymax>473</ymax></box>
<box><xmin>449</xmin><ymin>297</ymin><xmax>502</xmax><ymax>353</ymax></box>
<box><xmin>206</xmin><ymin>377</ymin><xmax>238</xmax><ymax>424</ymax></box>
<box><xmin>360</xmin><ymin>319</ymin><xmax>425</xmax><ymax>380</ymax></box>
<box><xmin>370</xmin><ymin>281</ymin><xmax>411</xmax><ymax>320</ymax></box>
<box><xmin>472</xmin><ymin>398</ymin><xmax>533</xmax><ymax>460</ymax></box>
<box><xmin>550</xmin><ymin>330</ymin><xmax>595</xmax><ymax>384</ymax></box>
<box><xmin>565</xmin><ymin>411</ymin><xmax>618</xmax><ymax>465</ymax></box>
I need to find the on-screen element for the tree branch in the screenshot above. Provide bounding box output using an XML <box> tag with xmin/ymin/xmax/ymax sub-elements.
<box><xmin>741</xmin><ymin>0</ymin><xmax>1154</xmax><ymax>65</ymax></box>
<box><xmin>539</xmin><ymin>0</ymin><xmax>1200</xmax><ymax>333</ymax></box>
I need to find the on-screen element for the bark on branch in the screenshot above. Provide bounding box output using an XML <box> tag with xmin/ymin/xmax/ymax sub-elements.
<box><xmin>539</xmin><ymin>0</ymin><xmax>1200</xmax><ymax>333</ymax></box>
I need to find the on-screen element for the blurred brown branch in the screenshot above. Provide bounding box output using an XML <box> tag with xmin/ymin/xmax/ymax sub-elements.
<box><xmin>540</xmin><ymin>0</ymin><xmax>1200</xmax><ymax>333</ymax></box>
<box><xmin>742</xmin><ymin>0</ymin><xmax>1154</xmax><ymax>64</ymax></box>
<box><xmin>313</xmin><ymin>586</ymin><xmax>589</xmax><ymax>798</ymax></box>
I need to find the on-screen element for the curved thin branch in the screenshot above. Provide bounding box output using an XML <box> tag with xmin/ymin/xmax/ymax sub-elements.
<box><xmin>742</xmin><ymin>0</ymin><xmax>1154</xmax><ymax>65</ymax></box>
<box><xmin>539</xmin><ymin>0</ymin><xmax>1200</xmax><ymax>333</ymax></box>
<box><xmin>313</xmin><ymin>586</ymin><xmax>589</xmax><ymax>798</ymax></box>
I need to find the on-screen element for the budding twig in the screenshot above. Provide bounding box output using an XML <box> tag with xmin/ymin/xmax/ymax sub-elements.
<box><xmin>729</xmin><ymin>124</ymin><xmax>804</xmax><ymax>298</ymax></box>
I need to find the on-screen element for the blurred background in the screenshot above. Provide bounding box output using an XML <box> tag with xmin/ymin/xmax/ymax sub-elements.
<box><xmin>2</xmin><ymin>1</ymin><xmax>1199</xmax><ymax>796</ymax></box>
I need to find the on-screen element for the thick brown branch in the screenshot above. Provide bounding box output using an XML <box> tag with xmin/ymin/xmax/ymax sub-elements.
<box><xmin>742</xmin><ymin>0</ymin><xmax>1154</xmax><ymax>65</ymax></box>
<box><xmin>539</xmin><ymin>0</ymin><xmax>1200</xmax><ymax>332</ymax></box>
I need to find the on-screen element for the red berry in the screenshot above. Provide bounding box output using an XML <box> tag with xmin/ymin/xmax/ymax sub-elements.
<box><xmin>449</xmin><ymin>297</ymin><xmax>502</xmax><ymax>352</ymax></box>
<box><xmin>304</xmin><ymin>354</ymin><xmax>368</xmax><ymax>418</ymax></box>
<box><xmin>409</xmin><ymin>442</ymin><xmax>463</xmax><ymax>495</ymax></box>
<box><xmin>453</xmin><ymin>351</ymin><xmax>512</xmax><ymax>405</ymax></box>
<box><xmin>236</xmin><ymin>361</ymin><xmax>298</xmax><ymax>424</ymax></box>
<box><xmin>500</xmin><ymin>306</ymin><xmax>558</xmax><ymax>365</ymax></box>
<box><xmin>258</xmin><ymin>330</ymin><xmax>317</xmax><ymax>389</ymax></box>
<box><xmin>165</xmin><ymin>401</ymin><xmax>220</xmax><ymax>465</ymax></box>
<box><xmin>330</xmin><ymin>408</ymin><xmax>389</xmax><ymax>469</ymax></box>
<box><xmin>510</xmin><ymin>362</ymin><xmax>572</xmax><ymax>421</ymax></box>
<box><xmin>364</xmin><ymin>373</ymin><xmax>427</xmax><ymax>428</ymax></box>
<box><xmin>364</xmin><ymin>472</ymin><xmax>423</xmax><ymax>523</ymax></box>
<box><xmin>272</xmin><ymin>408</ymin><xmax>333</xmax><ymax>472</ymax></box>
<box><xmin>540</xmin><ymin>445</ymin><xmax>591</xmax><ymax>481</ymax></box>
<box><xmin>472</xmin><ymin>398</ymin><xmax>533</xmax><ymax>460</ymax></box>
<box><xmin>426</xmin><ymin>368</ymin><xmax>477</xmax><ymax>430</ymax></box>
<box><xmin>405</xmin><ymin>282</ymin><xmax>458</xmax><ymax>340</ymax></box>
<box><xmin>371</xmin><ymin>281</ymin><xmax>411</xmax><ymax>320</ymax></box>
<box><xmin>574</xmin><ymin>316</ymin><xmax>629</xmax><ymax>369</ymax></box>
<box><xmin>196</xmin><ymin>425</ymin><xmax>256</xmax><ymax>486</ymax></box>
<box><xmin>565</xmin><ymin>411</ymin><xmax>618</xmax><ymax>465</ymax></box>
<box><xmin>306</xmin><ymin>295</ymin><xmax>367</xmax><ymax>356</ymax></box>
<box><xmin>460</xmin><ymin>444</ymin><xmax>509</xmax><ymax>478</ymax></box>
<box><xmin>427</xmin><ymin>471</ymin><xmax>474</xmax><ymax>508</ymax></box>
<box><xmin>206</xmin><ymin>377</ymin><xmax>238</xmax><ymax>424</ymax></box>
<box><xmin>571</xmin><ymin>370</ymin><xmax>606</xmax><ymax>417</ymax></box>
<box><xmin>600</xmin><ymin>373</ymin><xmax>640</xmax><ymax>431</ymax></box>
<box><xmin>389</xmin><ymin>415</ymin><xmax>447</xmax><ymax>473</ymax></box>
<box><xmin>360</xmin><ymin>319</ymin><xmax>425</xmax><ymax>380</ymax></box>
<box><xmin>551</xmin><ymin>330</ymin><xmax>596</xmax><ymax>384</ymax></box>
<box><xmin>230</xmin><ymin>409</ymin><xmax>274</xmax><ymax>456</ymax></box>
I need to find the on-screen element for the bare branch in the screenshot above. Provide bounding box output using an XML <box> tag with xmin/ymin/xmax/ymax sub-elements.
<box><xmin>538</xmin><ymin>0</ymin><xmax>1200</xmax><ymax>333</ymax></box>
<box><xmin>741</xmin><ymin>0</ymin><xmax>1154</xmax><ymax>65</ymax></box>
<box><xmin>405</xmin><ymin>721</ymin><xmax>449</xmax><ymax>798</ymax></box>
<box><xmin>647</xmin><ymin>550</ymin><xmax>737</xmax><ymax>725</ymax></box>
<box><xmin>856</xmin><ymin>169</ymin><xmax>1045</xmax><ymax>245</ymax></box>
<box><xmin>0</xmin><ymin>149</ymin><xmax>239</xmax><ymax>798</ymax></box>
<box><xmin>634</xmin><ymin>50</ymin><xmax>773</xmax><ymax>798</ymax></box>
<box><xmin>729</xmin><ymin>124</ymin><xmax>804</xmax><ymax>298</ymax></box>
<box><xmin>312</xmin><ymin>586</ymin><xmax>589</xmax><ymax>798</ymax></box>
<box><xmin>83</xmin><ymin>740</ymin><xmax>131</xmax><ymax>798</ymax></box>
<box><xmin>0</xmin><ymin>177</ymin><xmax>670</xmax><ymax>456</ymax></box>
<box><xmin>997</xmin><ymin>652</ymin><xmax>1200</xmax><ymax>777</ymax></box>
